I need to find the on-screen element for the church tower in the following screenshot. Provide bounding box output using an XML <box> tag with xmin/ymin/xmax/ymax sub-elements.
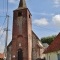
<box><xmin>11</xmin><ymin>0</ymin><xmax>32</xmax><ymax>60</ymax></box>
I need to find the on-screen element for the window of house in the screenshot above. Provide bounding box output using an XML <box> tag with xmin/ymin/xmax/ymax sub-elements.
<box><xmin>57</xmin><ymin>54</ymin><xmax>60</xmax><ymax>60</ymax></box>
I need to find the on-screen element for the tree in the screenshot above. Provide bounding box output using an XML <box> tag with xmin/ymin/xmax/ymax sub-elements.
<box><xmin>41</xmin><ymin>35</ymin><xmax>56</xmax><ymax>45</ymax></box>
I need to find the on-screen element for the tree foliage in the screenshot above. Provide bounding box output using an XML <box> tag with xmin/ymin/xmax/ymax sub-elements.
<box><xmin>41</xmin><ymin>35</ymin><xmax>56</xmax><ymax>45</ymax></box>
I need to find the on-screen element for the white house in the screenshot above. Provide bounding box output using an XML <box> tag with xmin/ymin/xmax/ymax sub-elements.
<box><xmin>44</xmin><ymin>33</ymin><xmax>60</xmax><ymax>60</ymax></box>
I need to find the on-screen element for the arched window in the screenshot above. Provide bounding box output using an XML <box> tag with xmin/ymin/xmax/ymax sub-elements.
<box><xmin>18</xmin><ymin>48</ymin><xmax>23</xmax><ymax>60</ymax></box>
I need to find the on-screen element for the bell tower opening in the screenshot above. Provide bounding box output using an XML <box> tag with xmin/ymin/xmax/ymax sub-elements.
<box><xmin>18</xmin><ymin>11</ymin><xmax>22</xmax><ymax>17</ymax></box>
<box><xmin>18</xmin><ymin>48</ymin><xmax>23</xmax><ymax>60</ymax></box>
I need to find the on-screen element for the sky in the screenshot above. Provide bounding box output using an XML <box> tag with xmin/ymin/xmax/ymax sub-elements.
<box><xmin>0</xmin><ymin>0</ymin><xmax>60</xmax><ymax>53</ymax></box>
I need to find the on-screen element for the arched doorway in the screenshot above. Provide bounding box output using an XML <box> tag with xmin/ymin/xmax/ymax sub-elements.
<box><xmin>18</xmin><ymin>48</ymin><xmax>23</xmax><ymax>60</ymax></box>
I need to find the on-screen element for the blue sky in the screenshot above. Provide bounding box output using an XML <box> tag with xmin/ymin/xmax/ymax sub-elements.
<box><xmin>0</xmin><ymin>0</ymin><xmax>60</xmax><ymax>53</ymax></box>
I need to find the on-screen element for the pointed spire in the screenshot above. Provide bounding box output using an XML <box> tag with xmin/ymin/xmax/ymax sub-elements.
<box><xmin>18</xmin><ymin>0</ymin><xmax>27</xmax><ymax>8</ymax></box>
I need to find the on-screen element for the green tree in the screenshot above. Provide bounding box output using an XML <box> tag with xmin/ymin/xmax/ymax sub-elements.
<box><xmin>41</xmin><ymin>35</ymin><xmax>56</xmax><ymax>45</ymax></box>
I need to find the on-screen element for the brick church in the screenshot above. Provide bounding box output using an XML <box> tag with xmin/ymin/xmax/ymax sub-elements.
<box><xmin>7</xmin><ymin>0</ymin><xmax>44</xmax><ymax>60</ymax></box>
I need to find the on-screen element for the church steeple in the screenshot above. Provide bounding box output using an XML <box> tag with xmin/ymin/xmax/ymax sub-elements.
<box><xmin>11</xmin><ymin>0</ymin><xmax>32</xmax><ymax>60</ymax></box>
<box><xmin>18</xmin><ymin>0</ymin><xmax>27</xmax><ymax>8</ymax></box>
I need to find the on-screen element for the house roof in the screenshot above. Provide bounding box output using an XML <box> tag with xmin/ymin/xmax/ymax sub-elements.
<box><xmin>44</xmin><ymin>33</ymin><xmax>60</xmax><ymax>53</ymax></box>
<box><xmin>0</xmin><ymin>53</ymin><xmax>4</xmax><ymax>58</ymax></box>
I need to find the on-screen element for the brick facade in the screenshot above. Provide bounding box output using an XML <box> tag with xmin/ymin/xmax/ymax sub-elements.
<box><xmin>11</xmin><ymin>8</ymin><xmax>32</xmax><ymax>60</ymax></box>
<box><xmin>7</xmin><ymin>31</ymin><xmax>44</xmax><ymax>60</ymax></box>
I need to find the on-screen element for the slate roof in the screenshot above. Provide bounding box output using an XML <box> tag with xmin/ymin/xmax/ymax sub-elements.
<box><xmin>19</xmin><ymin>0</ymin><xmax>27</xmax><ymax>8</ymax></box>
<box><xmin>44</xmin><ymin>33</ymin><xmax>60</xmax><ymax>53</ymax></box>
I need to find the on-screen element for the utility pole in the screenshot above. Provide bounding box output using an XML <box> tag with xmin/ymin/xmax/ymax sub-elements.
<box><xmin>4</xmin><ymin>0</ymin><xmax>9</xmax><ymax>60</ymax></box>
<box><xmin>4</xmin><ymin>15</ymin><xmax>9</xmax><ymax>60</ymax></box>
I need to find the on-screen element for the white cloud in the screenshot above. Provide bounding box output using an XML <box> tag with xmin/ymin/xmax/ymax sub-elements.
<box><xmin>0</xmin><ymin>42</ymin><xmax>1</xmax><ymax>45</ymax></box>
<box><xmin>0</xmin><ymin>27</ymin><xmax>4</xmax><ymax>35</ymax></box>
<box><xmin>8</xmin><ymin>0</ymin><xmax>19</xmax><ymax>3</ymax></box>
<box><xmin>0</xmin><ymin>26</ymin><xmax>11</xmax><ymax>53</ymax></box>
<box><xmin>54</xmin><ymin>4</ymin><xmax>60</xmax><ymax>7</ymax></box>
<box><xmin>53</xmin><ymin>0</ymin><xmax>60</xmax><ymax>7</ymax></box>
<box><xmin>0</xmin><ymin>33</ymin><xmax>12</xmax><ymax>53</ymax></box>
<box><xmin>8</xmin><ymin>0</ymin><xmax>16</xmax><ymax>3</ymax></box>
<box><xmin>0</xmin><ymin>45</ymin><xmax>4</xmax><ymax>53</ymax></box>
<box><xmin>33</xmin><ymin>18</ymin><xmax>49</xmax><ymax>26</ymax></box>
<box><xmin>52</xmin><ymin>14</ymin><xmax>60</xmax><ymax>27</ymax></box>
<box><xmin>54</xmin><ymin>0</ymin><xmax>60</xmax><ymax>4</ymax></box>
<box><xmin>32</xmin><ymin>12</ymin><xmax>54</xmax><ymax>16</ymax></box>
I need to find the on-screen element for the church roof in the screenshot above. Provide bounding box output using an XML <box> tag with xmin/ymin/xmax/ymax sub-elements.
<box><xmin>32</xmin><ymin>31</ymin><xmax>40</xmax><ymax>40</ymax></box>
<box><xmin>32</xmin><ymin>31</ymin><xmax>43</xmax><ymax>48</ymax></box>
<box><xmin>18</xmin><ymin>0</ymin><xmax>27</xmax><ymax>8</ymax></box>
<box><xmin>44</xmin><ymin>33</ymin><xmax>60</xmax><ymax>53</ymax></box>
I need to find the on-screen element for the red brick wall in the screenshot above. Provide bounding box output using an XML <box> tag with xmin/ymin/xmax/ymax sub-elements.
<box><xmin>11</xmin><ymin>8</ymin><xmax>32</xmax><ymax>60</ymax></box>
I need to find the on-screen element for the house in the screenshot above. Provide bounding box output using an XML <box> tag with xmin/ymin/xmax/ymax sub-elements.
<box><xmin>42</xmin><ymin>43</ymin><xmax>49</xmax><ymax>49</ymax></box>
<box><xmin>44</xmin><ymin>33</ymin><xmax>60</xmax><ymax>60</ymax></box>
<box><xmin>7</xmin><ymin>0</ymin><xmax>45</xmax><ymax>60</ymax></box>
<box><xmin>0</xmin><ymin>53</ymin><xmax>4</xmax><ymax>60</ymax></box>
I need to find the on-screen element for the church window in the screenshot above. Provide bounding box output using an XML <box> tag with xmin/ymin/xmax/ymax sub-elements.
<box><xmin>29</xmin><ymin>14</ymin><xmax>30</xmax><ymax>18</ymax></box>
<box><xmin>18</xmin><ymin>12</ymin><xmax>22</xmax><ymax>16</ymax></box>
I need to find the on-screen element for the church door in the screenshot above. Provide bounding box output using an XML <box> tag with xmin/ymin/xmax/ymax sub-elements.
<box><xmin>18</xmin><ymin>48</ymin><xmax>23</xmax><ymax>60</ymax></box>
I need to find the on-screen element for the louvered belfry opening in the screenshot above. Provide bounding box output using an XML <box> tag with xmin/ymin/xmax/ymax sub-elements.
<box><xmin>18</xmin><ymin>48</ymin><xmax>23</xmax><ymax>60</ymax></box>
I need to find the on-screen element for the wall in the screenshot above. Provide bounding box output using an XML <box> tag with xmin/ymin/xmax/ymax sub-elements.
<box><xmin>32</xmin><ymin>32</ymin><xmax>44</xmax><ymax>60</ymax></box>
<box><xmin>11</xmin><ymin>8</ymin><xmax>32</xmax><ymax>60</ymax></box>
<box><xmin>45</xmin><ymin>51</ymin><xmax>60</xmax><ymax>60</ymax></box>
<box><xmin>7</xmin><ymin>44</ymin><xmax>12</xmax><ymax>60</ymax></box>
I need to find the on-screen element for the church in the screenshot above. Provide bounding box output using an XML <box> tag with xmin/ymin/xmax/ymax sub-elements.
<box><xmin>7</xmin><ymin>0</ymin><xmax>45</xmax><ymax>60</ymax></box>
